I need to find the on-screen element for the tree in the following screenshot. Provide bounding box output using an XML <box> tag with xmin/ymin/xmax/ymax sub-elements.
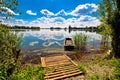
<box><xmin>0</xmin><ymin>0</ymin><xmax>21</xmax><ymax>18</ymax></box>
<box><xmin>0</xmin><ymin>0</ymin><xmax>21</xmax><ymax>79</ymax></box>
<box><xmin>98</xmin><ymin>0</ymin><xmax>120</xmax><ymax>58</ymax></box>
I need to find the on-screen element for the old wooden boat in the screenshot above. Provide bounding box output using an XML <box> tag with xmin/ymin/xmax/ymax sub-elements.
<box><xmin>64</xmin><ymin>38</ymin><xmax>74</xmax><ymax>51</ymax></box>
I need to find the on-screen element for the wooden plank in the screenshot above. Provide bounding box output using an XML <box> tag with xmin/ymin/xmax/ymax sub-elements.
<box><xmin>46</xmin><ymin>58</ymin><xmax>68</xmax><ymax>62</ymax></box>
<box><xmin>46</xmin><ymin>60</ymin><xmax>69</xmax><ymax>65</ymax></box>
<box><xmin>46</xmin><ymin>55</ymin><xmax>66</xmax><ymax>60</ymax></box>
<box><xmin>45</xmin><ymin>70</ymin><xmax>82</xmax><ymax>79</ymax></box>
<box><xmin>51</xmin><ymin>66</ymin><xmax>77</xmax><ymax>71</ymax></box>
<box><xmin>49</xmin><ymin>71</ymin><xmax>82</xmax><ymax>80</ymax></box>
<box><xmin>47</xmin><ymin>64</ymin><xmax>76</xmax><ymax>71</ymax></box>
<box><xmin>64</xmin><ymin>54</ymin><xmax>78</xmax><ymax>66</ymax></box>
<box><xmin>44</xmin><ymin>64</ymin><xmax>77</xmax><ymax>74</ymax></box>
<box><xmin>45</xmin><ymin>67</ymin><xmax>79</xmax><ymax>76</ymax></box>
<box><xmin>41</xmin><ymin>57</ymin><xmax>46</xmax><ymax>67</ymax></box>
<box><xmin>46</xmin><ymin>62</ymin><xmax>71</xmax><ymax>67</ymax></box>
<box><xmin>41</xmin><ymin>55</ymin><xmax>83</xmax><ymax>80</ymax></box>
<box><xmin>46</xmin><ymin>59</ymin><xmax>69</xmax><ymax>63</ymax></box>
<box><xmin>46</xmin><ymin>63</ymin><xmax>72</xmax><ymax>68</ymax></box>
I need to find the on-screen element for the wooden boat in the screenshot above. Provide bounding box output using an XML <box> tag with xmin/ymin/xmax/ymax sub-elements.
<box><xmin>64</xmin><ymin>38</ymin><xmax>74</xmax><ymax>51</ymax></box>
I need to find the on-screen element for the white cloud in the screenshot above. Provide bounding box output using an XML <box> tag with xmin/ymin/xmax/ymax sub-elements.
<box><xmin>30</xmin><ymin>15</ymin><xmax>100</xmax><ymax>27</ymax></box>
<box><xmin>29</xmin><ymin>17</ymin><xmax>65</xmax><ymax>26</ymax></box>
<box><xmin>40</xmin><ymin>3</ymin><xmax>98</xmax><ymax>17</ymax></box>
<box><xmin>2</xmin><ymin>15</ymin><xmax>100</xmax><ymax>28</ymax></box>
<box><xmin>40</xmin><ymin>9</ymin><xmax>68</xmax><ymax>16</ymax></box>
<box><xmin>40</xmin><ymin>9</ymin><xmax>54</xmax><ymax>16</ymax></box>
<box><xmin>2</xmin><ymin>18</ymin><xmax>29</xmax><ymax>26</ymax></box>
<box><xmin>0</xmin><ymin>7</ymin><xmax>19</xmax><ymax>16</ymax></box>
<box><xmin>26</xmin><ymin>10</ymin><xmax>37</xmax><ymax>15</ymax></box>
<box><xmin>78</xmin><ymin>15</ymin><xmax>97</xmax><ymax>21</ymax></box>
<box><xmin>55</xmin><ymin>9</ymin><xmax>68</xmax><ymax>16</ymax></box>
<box><xmin>70</xmin><ymin>3</ymin><xmax>98</xmax><ymax>16</ymax></box>
<box><xmin>52</xmin><ymin>17</ymin><xmax>65</xmax><ymax>22</ymax></box>
<box><xmin>2</xmin><ymin>3</ymin><xmax>100</xmax><ymax>28</ymax></box>
<box><xmin>15</xmin><ymin>19</ymin><xmax>28</xmax><ymax>25</ymax></box>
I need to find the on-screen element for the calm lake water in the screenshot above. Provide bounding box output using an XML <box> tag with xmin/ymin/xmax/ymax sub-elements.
<box><xmin>12</xmin><ymin>29</ymin><xmax>102</xmax><ymax>51</ymax></box>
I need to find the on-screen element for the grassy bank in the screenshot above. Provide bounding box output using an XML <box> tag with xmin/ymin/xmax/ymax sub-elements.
<box><xmin>75</xmin><ymin>52</ymin><xmax>120</xmax><ymax>80</ymax></box>
<box><xmin>10</xmin><ymin>64</ymin><xmax>44</xmax><ymax>80</ymax></box>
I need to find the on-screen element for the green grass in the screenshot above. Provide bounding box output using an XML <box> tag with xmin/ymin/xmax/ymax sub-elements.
<box><xmin>108</xmin><ymin>58</ymin><xmax>120</xmax><ymax>67</ymax></box>
<box><xmin>95</xmin><ymin>57</ymin><xmax>120</xmax><ymax>80</ymax></box>
<box><xmin>108</xmin><ymin>58</ymin><xmax>120</xmax><ymax>79</ymax></box>
<box><xmin>88</xmin><ymin>74</ymin><xmax>102</xmax><ymax>80</ymax></box>
<box><xmin>78</xmin><ymin>64</ymin><xmax>86</xmax><ymax>74</ymax></box>
<box><xmin>11</xmin><ymin>64</ymin><xmax>44</xmax><ymax>80</ymax></box>
<box><xmin>114</xmin><ymin>68</ymin><xmax>120</xmax><ymax>79</ymax></box>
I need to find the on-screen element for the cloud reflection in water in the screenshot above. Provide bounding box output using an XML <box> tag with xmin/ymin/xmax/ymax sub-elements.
<box><xmin>43</xmin><ymin>41</ymin><xmax>63</xmax><ymax>47</ymax></box>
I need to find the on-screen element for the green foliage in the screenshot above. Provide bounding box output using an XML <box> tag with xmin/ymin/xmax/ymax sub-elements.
<box><xmin>100</xmin><ymin>35</ymin><xmax>111</xmax><ymax>49</ymax></box>
<box><xmin>98</xmin><ymin>24</ymin><xmax>112</xmax><ymax>36</ymax></box>
<box><xmin>88</xmin><ymin>74</ymin><xmax>102</xmax><ymax>80</ymax></box>
<box><xmin>108</xmin><ymin>58</ymin><xmax>120</xmax><ymax>67</ymax></box>
<box><xmin>0</xmin><ymin>25</ymin><xmax>21</xmax><ymax>79</ymax></box>
<box><xmin>73</xmin><ymin>33</ymin><xmax>87</xmax><ymax>51</ymax></box>
<box><xmin>114</xmin><ymin>68</ymin><xmax>120</xmax><ymax>79</ymax></box>
<box><xmin>108</xmin><ymin>58</ymin><xmax>120</xmax><ymax>79</ymax></box>
<box><xmin>12</xmin><ymin>64</ymin><xmax>44</xmax><ymax>80</ymax></box>
<box><xmin>98</xmin><ymin>0</ymin><xmax>120</xmax><ymax>58</ymax></box>
<box><xmin>78</xmin><ymin>64</ymin><xmax>86</xmax><ymax>74</ymax></box>
<box><xmin>0</xmin><ymin>0</ymin><xmax>22</xmax><ymax>18</ymax></box>
<box><xmin>0</xmin><ymin>65</ymin><xmax>7</xmax><ymax>80</ymax></box>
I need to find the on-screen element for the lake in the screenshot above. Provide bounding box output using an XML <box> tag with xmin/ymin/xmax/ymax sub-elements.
<box><xmin>12</xmin><ymin>29</ymin><xmax>102</xmax><ymax>51</ymax></box>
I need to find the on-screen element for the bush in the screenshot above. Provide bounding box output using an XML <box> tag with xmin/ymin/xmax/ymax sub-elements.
<box><xmin>0</xmin><ymin>26</ymin><xmax>21</xmax><ymax>79</ymax></box>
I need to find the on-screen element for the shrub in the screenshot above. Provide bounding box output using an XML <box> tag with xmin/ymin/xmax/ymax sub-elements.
<box><xmin>0</xmin><ymin>25</ymin><xmax>21</xmax><ymax>79</ymax></box>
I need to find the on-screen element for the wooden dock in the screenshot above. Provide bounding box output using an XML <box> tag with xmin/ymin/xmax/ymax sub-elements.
<box><xmin>41</xmin><ymin>54</ymin><xmax>83</xmax><ymax>80</ymax></box>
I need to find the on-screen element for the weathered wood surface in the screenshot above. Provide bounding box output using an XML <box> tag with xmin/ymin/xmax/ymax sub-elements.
<box><xmin>41</xmin><ymin>54</ymin><xmax>83</xmax><ymax>80</ymax></box>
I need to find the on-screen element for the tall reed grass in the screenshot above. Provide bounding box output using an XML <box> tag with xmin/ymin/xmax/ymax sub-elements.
<box><xmin>73</xmin><ymin>33</ymin><xmax>87</xmax><ymax>51</ymax></box>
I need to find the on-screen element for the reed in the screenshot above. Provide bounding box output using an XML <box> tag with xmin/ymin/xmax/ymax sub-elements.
<box><xmin>73</xmin><ymin>33</ymin><xmax>87</xmax><ymax>51</ymax></box>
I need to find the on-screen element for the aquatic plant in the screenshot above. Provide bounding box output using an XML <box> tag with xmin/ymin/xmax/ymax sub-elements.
<box><xmin>73</xmin><ymin>33</ymin><xmax>87</xmax><ymax>51</ymax></box>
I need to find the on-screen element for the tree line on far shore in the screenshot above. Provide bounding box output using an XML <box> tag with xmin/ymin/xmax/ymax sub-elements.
<box><xmin>0</xmin><ymin>23</ymin><xmax>100</xmax><ymax>31</ymax></box>
<box><xmin>0</xmin><ymin>24</ymin><xmax>40</xmax><ymax>29</ymax></box>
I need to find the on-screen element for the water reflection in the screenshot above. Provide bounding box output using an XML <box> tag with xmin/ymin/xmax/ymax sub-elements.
<box><xmin>12</xmin><ymin>29</ymin><xmax>102</xmax><ymax>51</ymax></box>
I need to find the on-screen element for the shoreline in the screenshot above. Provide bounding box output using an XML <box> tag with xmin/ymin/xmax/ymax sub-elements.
<box><xmin>21</xmin><ymin>48</ymin><xmax>107</xmax><ymax>65</ymax></box>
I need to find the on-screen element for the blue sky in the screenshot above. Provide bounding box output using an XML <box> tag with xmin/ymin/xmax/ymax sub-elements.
<box><xmin>1</xmin><ymin>0</ymin><xmax>100</xmax><ymax>28</ymax></box>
